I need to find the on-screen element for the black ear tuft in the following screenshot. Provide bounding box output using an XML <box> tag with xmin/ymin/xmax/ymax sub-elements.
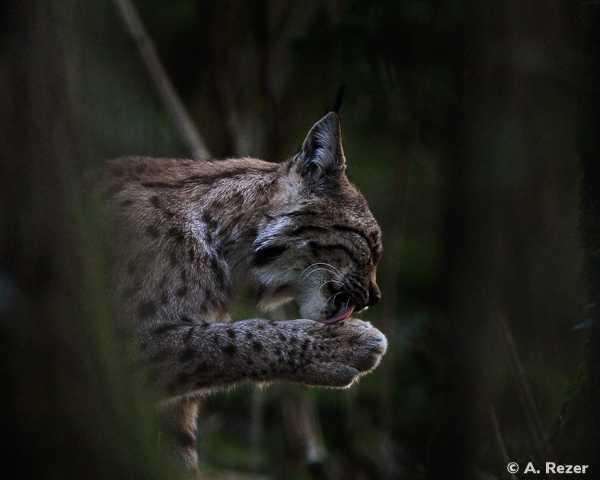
<box><xmin>332</xmin><ymin>84</ymin><xmax>346</xmax><ymax>114</ymax></box>
<box><xmin>296</xmin><ymin>112</ymin><xmax>345</xmax><ymax>181</ymax></box>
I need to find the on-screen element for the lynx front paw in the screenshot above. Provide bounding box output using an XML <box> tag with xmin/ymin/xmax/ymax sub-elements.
<box><xmin>291</xmin><ymin>318</ymin><xmax>388</xmax><ymax>388</ymax></box>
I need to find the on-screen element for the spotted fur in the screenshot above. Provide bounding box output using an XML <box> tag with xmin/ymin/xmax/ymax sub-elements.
<box><xmin>99</xmin><ymin>112</ymin><xmax>387</xmax><ymax>472</ymax></box>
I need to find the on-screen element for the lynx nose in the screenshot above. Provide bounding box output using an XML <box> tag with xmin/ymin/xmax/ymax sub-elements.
<box><xmin>366</xmin><ymin>282</ymin><xmax>382</xmax><ymax>307</ymax></box>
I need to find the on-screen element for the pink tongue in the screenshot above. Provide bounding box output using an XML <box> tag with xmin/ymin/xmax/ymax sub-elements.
<box><xmin>320</xmin><ymin>305</ymin><xmax>355</xmax><ymax>324</ymax></box>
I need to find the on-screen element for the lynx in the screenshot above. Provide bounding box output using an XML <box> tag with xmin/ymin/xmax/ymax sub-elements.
<box><xmin>101</xmin><ymin>112</ymin><xmax>387</xmax><ymax>472</ymax></box>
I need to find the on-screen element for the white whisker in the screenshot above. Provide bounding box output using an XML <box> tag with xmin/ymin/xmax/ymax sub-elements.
<box><xmin>303</xmin><ymin>267</ymin><xmax>336</xmax><ymax>281</ymax></box>
<box><xmin>319</xmin><ymin>279</ymin><xmax>343</xmax><ymax>293</ymax></box>
<box><xmin>300</xmin><ymin>262</ymin><xmax>340</xmax><ymax>280</ymax></box>
<box><xmin>326</xmin><ymin>291</ymin><xmax>344</xmax><ymax>307</ymax></box>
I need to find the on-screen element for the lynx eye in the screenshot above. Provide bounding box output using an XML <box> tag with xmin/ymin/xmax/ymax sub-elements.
<box><xmin>253</xmin><ymin>245</ymin><xmax>288</xmax><ymax>266</ymax></box>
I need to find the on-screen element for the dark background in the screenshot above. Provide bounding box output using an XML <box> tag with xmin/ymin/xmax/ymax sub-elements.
<box><xmin>0</xmin><ymin>1</ymin><xmax>597</xmax><ymax>479</ymax></box>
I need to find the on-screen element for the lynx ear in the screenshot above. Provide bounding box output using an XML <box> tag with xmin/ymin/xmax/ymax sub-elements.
<box><xmin>295</xmin><ymin>112</ymin><xmax>345</xmax><ymax>182</ymax></box>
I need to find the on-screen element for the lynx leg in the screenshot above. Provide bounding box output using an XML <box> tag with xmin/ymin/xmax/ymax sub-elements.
<box><xmin>142</xmin><ymin>318</ymin><xmax>387</xmax><ymax>396</ymax></box>
<box><xmin>161</xmin><ymin>397</ymin><xmax>200</xmax><ymax>475</ymax></box>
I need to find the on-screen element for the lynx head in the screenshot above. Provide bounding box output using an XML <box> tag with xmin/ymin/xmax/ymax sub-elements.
<box><xmin>253</xmin><ymin>112</ymin><xmax>382</xmax><ymax>323</ymax></box>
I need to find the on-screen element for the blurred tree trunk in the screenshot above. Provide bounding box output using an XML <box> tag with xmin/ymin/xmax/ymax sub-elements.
<box><xmin>553</xmin><ymin>2</ymin><xmax>600</xmax><ymax>470</ymax></box>
<box><xmin>579</xmin><ymin>5</ymin><xmax>600</xmax><ymax>471</ymax></box>
<box><xmin>429</xmin><ymin>1</ymin><xmax>578</xmax><ymax>476</ymax></box>
<box><xmin>429</xmin><ymin>3</ymin><xmax>498</xmax><ymax>474</ymax></box>
<box><xmin>579</xmin><ymin>2</ymin><xmax>600</xmax><ymax>468</ymax></box>
<box><xmin>0</xmin><ymin>2</ymin><xmax>174</xmax><ymax>479</ymax></box>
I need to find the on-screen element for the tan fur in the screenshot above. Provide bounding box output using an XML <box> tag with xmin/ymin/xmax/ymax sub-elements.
<box><xmin>98</xmin><ymin>112</ymin><xmax>387</xmax><ymax>472</ymax></box>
